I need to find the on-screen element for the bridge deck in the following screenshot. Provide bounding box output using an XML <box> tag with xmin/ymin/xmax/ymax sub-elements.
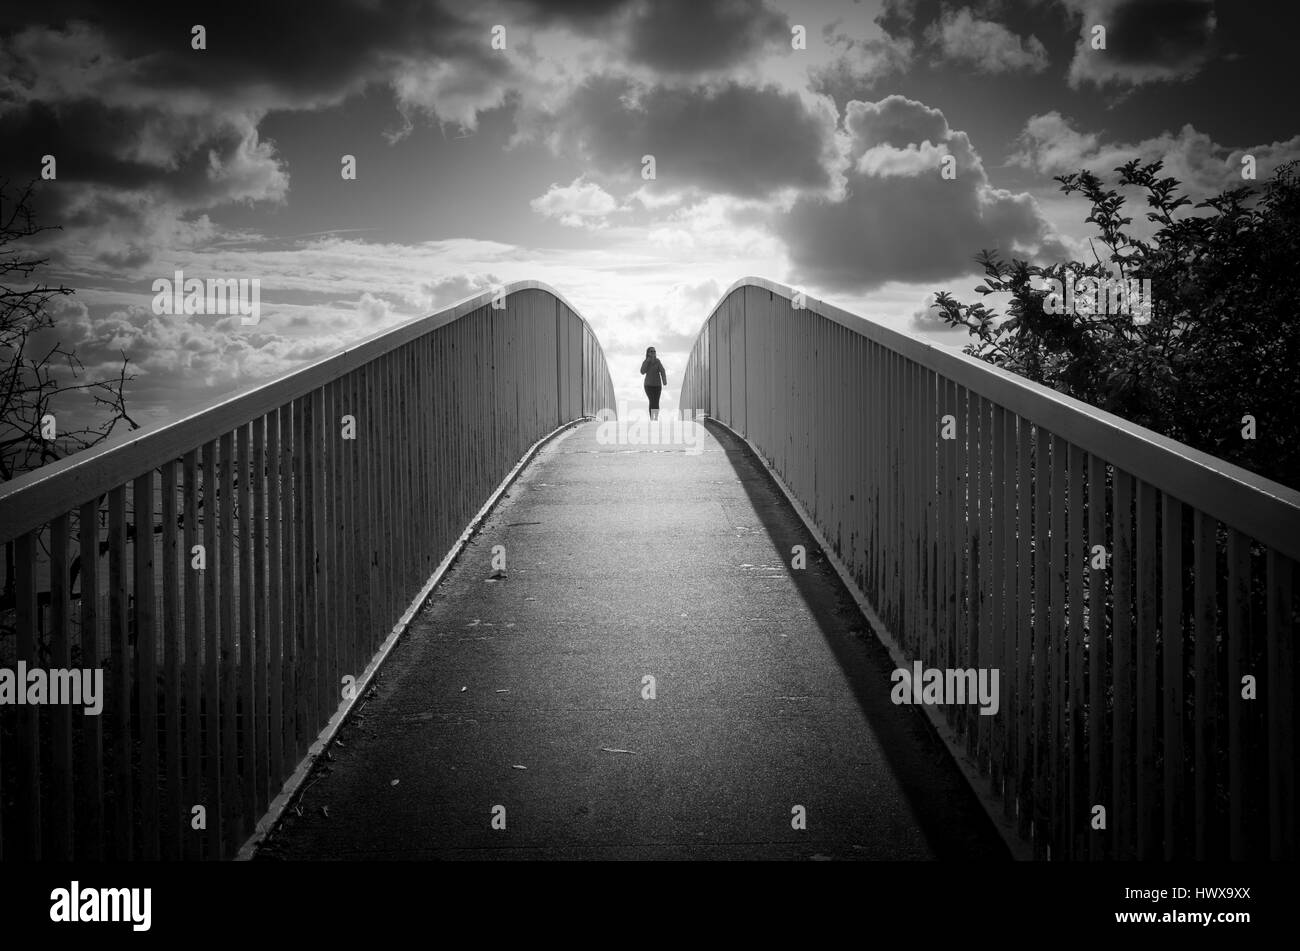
<box><xmin>258</xmin><ymin>420</ymin><xmax>1008</xmax><ymax>860</ymax></box>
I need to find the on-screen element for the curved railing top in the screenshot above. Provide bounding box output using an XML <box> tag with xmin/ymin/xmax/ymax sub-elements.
<box><xmin>692</xmin><ymin>277</ymin><xmax>1300</xmax><ymax>562</ymax></box>
<box><xmin>0</xmin><ymin>279</ymin><xmax>607</xmax><ymax>540</ymax></box>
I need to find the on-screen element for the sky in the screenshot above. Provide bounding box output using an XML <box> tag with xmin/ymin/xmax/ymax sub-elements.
<box><xmin>3</xmin><ymin>0</ymin><xmax>1298</xmax><ymax>429</ymax></box>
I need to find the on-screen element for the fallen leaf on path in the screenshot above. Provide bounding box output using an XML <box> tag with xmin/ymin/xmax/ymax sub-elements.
<box><xmin>512</xmin><ymin>764</ymin><xmax>528</xmax><ymax>770</ymax></box>
<box><xmin>390</xmin><ymin>779</ymin><xmax>400</xmax><ymax>786</ymax></box>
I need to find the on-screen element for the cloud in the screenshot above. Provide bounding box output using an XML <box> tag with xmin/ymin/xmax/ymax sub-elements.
<box><xmin>387</xmin><ymin>57</ymin><xmax>514</xmax><ymax>139</ymax></box>
<box><xmin>357</xmin><ymin>291</ymin><xmax>397</xmax><ymax>324</ymax></box>
<box><xmin>1061</xmin><ymin>0</ymin><xmax>1217</xmax><ymax>88</ymax></box>
<box><xmin>925</xmin><ymin>7</ymin><xmax>1049</xmax><ymax>74</ymax></box>
<box><xmin>1008</xmin><ymin>111</ymin><xmax>1300</xmax><ymax>196</ymax></box>
<box><xmin>910</xmin><ymin>298</ymin><xmax>955</xmax><ymax>331</ymax></box>
<box><xmin>412</xmin><ymin>274</ymin><xmax>503</xmax><ymax>312</ymax></box>
<box><xmin>776</xmin><ymin>95</ymin><xmax>1065</xmax><ymax>292</ymax></box>
<box><xmin>33</xmin><ymin>294</ymin><xmax>345</xmax><ymax>432</ymax></box>
<box><xmin>529</xmin><ymin>74</ymin><xmax>840</xmax><ymax>200</ymax></box>
<box><xmin>622</xmin><ymin>0</ymin><xmax>789</xmax><ymax>73</ymax></box>
<box><xmin>0</xmin><ymin>3</ymin><xmax>503</xmax><ymax>265</ymax></box>
<box><xmin>809</xmin><ymin>22</ymin><xmax>914</xmax><ymax>101</ymax></box>
<box><xmin>530</xmin><ymin>177</ymin><xmax>621</xmax><ymax>227</ymax></box>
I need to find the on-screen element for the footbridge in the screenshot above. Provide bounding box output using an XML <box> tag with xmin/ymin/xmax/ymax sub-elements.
<box><xmin>1</xmin><ymin>278</ymin><xmax>1295</xmax><ymax>862</ymax></box>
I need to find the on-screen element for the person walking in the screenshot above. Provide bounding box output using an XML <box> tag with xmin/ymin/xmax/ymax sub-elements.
<box><xmin>640</xmin><ymin>346</ymin><xmax>667</xmax><ymax>420</ymax></box>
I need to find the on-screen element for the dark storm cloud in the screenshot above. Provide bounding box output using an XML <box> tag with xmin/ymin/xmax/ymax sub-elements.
<box><xmin>776</xmin><ymin>96</ymin><xmax>1065</xmax><ymax>292</ymax></box>
<box><xmin>875</xmin><ymin>0</ymin><xmax>942</xmax><ymax>40</ymax></box>
<box><xmin>501</xmin><ymin>0</ymin><xmax>789</xmax><ymax>73</ymax></box>
<box><xmin>1086</xmin><ymin>0</ymin><xmax>1215</xmax><ymax>66</ymax></box>
<box><xmin>498</xmin><ymin>0</ymin><xmax>632</xmax><ymax>28</ymax></box>
<box><xmin>1</xmin><ymin>0</ymin><xmax>486</xmax><ymax>103</ymax></box>
<box><xmin>1063</xmin><ymin>0</ymin><xmax>1217</xmax><ymax>87</ymax></box>
<box><xmin>0</xmin><ymin>0</ymin><xmax>505</xmax><ymax>265</ymax></box>
<box><xmin>623</xmin><ymin>0</ymin><xmax>789</xmax><ymax>73</ymax></box>
<box><xmin>870</xmin><ymin>0</ymin><xmax>1051</xmax><ymax>75</ymax></box>
<box><xmin>554</xmin><ymin>75</ymin><xmax>836</xmax><ymax>199</ymax></box>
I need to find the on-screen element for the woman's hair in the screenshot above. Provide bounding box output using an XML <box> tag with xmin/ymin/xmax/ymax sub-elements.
<box><xmin>645</xmin><ymin>346</ymin><xmax>656</xmax><ymax>358</ymax></box>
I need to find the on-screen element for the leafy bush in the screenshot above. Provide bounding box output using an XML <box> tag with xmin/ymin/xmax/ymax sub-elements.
<box><xmin>933</xmin><ymin>159</ymin><xmax>1300</xmax><ymax>489</ymax></box>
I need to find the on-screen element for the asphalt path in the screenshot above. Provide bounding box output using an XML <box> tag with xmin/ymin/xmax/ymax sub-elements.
<box><xmin>258</xmin><ymin>419</ymin><xmax>1009</xmax><ymax>860</ymax></box>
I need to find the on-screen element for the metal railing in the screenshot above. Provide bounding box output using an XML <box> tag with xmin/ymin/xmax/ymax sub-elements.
<box><xmin>680</xmin><ymin>277</ymin><xmax>1299</xmax><ymax>860</ymax></box>
<box><xmin>0</xmin><ymin>281</ymin><xmax>617</xmax><ymax>860</ymax></box>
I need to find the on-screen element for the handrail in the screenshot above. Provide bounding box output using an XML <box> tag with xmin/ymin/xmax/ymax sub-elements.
<box><xmin>707</xmin><ymin>277</ymin><xmax>1300</xmax><ymax>562</ymax></box>
<box><xmin>0</xmin><ymin>279</ymin><xmax>609</xmax><ymax>540</ymax></box>
<box><xmin>680</xmin><ymin>277</ymin><xmax>1298</xmax><ymax>862</ymax></box>
<box><xmin>0</xmin><ymin>280</ymin><xmax>617</xmax><ymax>861</ymax></box>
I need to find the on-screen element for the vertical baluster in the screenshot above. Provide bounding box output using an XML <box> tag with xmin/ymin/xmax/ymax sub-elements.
<box><xmin>219</xmin><ymin>431</ymin><xmax>237</xmax><ymax>857</ymax></box>
<box><xmin>201</xmin><ymin>440</ymin><xmax>222</xmax><ymax>858</ymax></box>
<box><xmin>320</xmin><ymin>383</ymin><xmax>334</xmax><ymax>722</ymax></box>
<box><xmin>162</xmin><ymin>459</ymin><xmax>182</xmax><ymax>859</ymax></box>
<box><xmin>339</xmin><ymin>375</ymin><xmax>355</xmax><ymax>695</ymax></box>
<box><xmin>356</xmin><ymin>369</ymin><xmax>373</xmax><ymax>681</ymax></box>
<box><xmin>1015</xmin><ymin>417</ymin><xmax>1032</xmax><ymax>840</ymax></box>
<box><xmin>1161</xmin><ymin>494</ymin><xmax>1183</xmax><ymax>859</ymax></box>
<box><xmin>904</xmin><ymin>359</ymin><xmax>915</xmax><ymax>655</ymax></box>
<box><xmin>952</xmin><ymin>385</ymin><xmax>969</xmax><ymax>743</ymax></box>
<box><xmin>1192</xmin><ymin>511</ymin><xmax>1216</xmax><ymax>860</ymax></box>
<box><xmin>1226</xmin><ymin>529</ymin><xmax>1250</xmax><ymax>859</ymax></box>
<box><xmin>49</xmin><ymin>514</ymin><xmax>74</xmax><ymax>859</ymax></box>
<box><xmin>134</xmin><ymin>469</ymin><xmax>160</xmax><ymax>859</ymax></box>
<box><xmin>365</xmin><ymin>363</ymin><xmax>380</xmax><ymax>660</ymax></box>
<box><xmin>1067</xmin><ymin>445</ymin><xmax>1086</xmax><ymax>860</ymax></box>
<box><xmin>998</xmin><ymin>407</ymin><xmax>1015</xmax><ymax>819</ymax></box>
<box><xmin>267</xmin><ymin>409</ymin><xmax>284</xmax><ymax>798</ymax></box>
<box><xmin>1048</xmin><ymin>437</ymin><xmax>1067</xmax><ymax>858</ymax></box>
<box><xmin>280</xmin><ymin>403</ymin><xmax>297</xmax><ymax>778</ymax></box>
<box><xmin>14</xmin><ymin>531</ymin><xmax>41</xmax><ymax>859</ymax></box>
<box><xmin>400</xmin><ymin>347</ymin><xmax>414</xmax><ymax>592</ymax></box>
<box><xmin>1135</xmin><ymin>480</ymin><xmax>1158</xmax><ymax>859</ymax></box>
<box><xmin>183</xmin><ymin>450</ymin><xmax>201</xmax><ymax>860</ymax></box>
<box><xmin>305</xmin><ymin>389</ymin><xmax>323</xmax><ymax>746</ymax></box>
<box><xmin>935</xmin><ymin>377</ymin><xmax>949</xmax><ymax>673</ymax></box>
<box><xmin>253</xmin><ymin>416</ymin><xmax>269</xmax><ymax>818</ymax></box>
<box><xmin>1265</xmin><ymin>552</ymin><xmax>1294</xmax><ymax>858</ymax></box>
<box><xmin>1087</xmin><ymin>454</ymin><xmax>1107</xmax><ymax>860</ymax></box>
<box><xmin>870</xmin><ymin>343</ymin><xmax>882</xmax><ymax>607</ymax></box>
<box><xmin>1032</xmin><ymin>427</ymin><xmax>1049</xmax><ymax>856</ymax></box>
<box><xmin>293</xmin><ymin>397</ymin><xmax>309</xmax><ymax>760</ymax></box>
<box><xmin>979</xmin><ymin>400</ymin><xmax>994</xmax><ymax>780</ymax></box>
<box><xmin>109</xmin><ymin>484</ymin><xmax>132</xmax><ymax>858</ymax></box>
<box><xmin>78</xmin><ymin>498</ymin><xmax>104</xmax><ymax>860</ymax></box>
<box><xmin>237</xmin><ymin>421</ymin><xmax>255</xmax><ymax>840</ymax></box>
<box><xmin>1112</xmin><ymin>469</ymin><xmax>1134</xmax><ymax>860</ymax></box>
